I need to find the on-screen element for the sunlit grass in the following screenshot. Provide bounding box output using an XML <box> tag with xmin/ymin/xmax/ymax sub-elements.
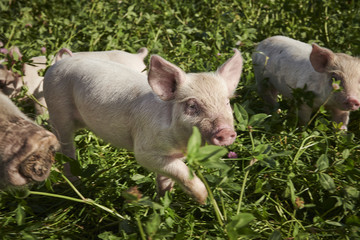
<box><xmin>1</xmin><ymin>0</ymin><xmax>360</xmax><ymax>239</ymax></box>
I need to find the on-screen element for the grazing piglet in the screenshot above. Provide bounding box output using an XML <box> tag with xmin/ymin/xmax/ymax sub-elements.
<box><xmin>0</xmin><ymin>92</ymin><xmax>59</xmax><ymax>188</ymax></box>
<box><xmin>43</xmin><ymin>50</ymin><xmax>243</xmax><ymax>204</ymax></box>
<box><xmin>0</xmin><ymin>47</ymin><xmax>148</xmax><ymax>115</ymax></box>
<box><xmin>252</xmin><ymin>35</ymin><xmax>360</xmax><ymax>129</ymax></box>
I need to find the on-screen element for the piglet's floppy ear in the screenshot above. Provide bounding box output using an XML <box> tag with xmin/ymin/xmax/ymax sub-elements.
<box><xmin>148</xmin><ymin>55</ymin><xmax>187</xmax><ymax>101</ymax></box>
<box><xmin>216</xmin><ymin>49</ymin><xmax>243</xmax><ymax>95</ymax></box>
<box><xmin>309</xmin><ymin>43</ymin><xmax>335</xmax><ymax>73</ymax></box>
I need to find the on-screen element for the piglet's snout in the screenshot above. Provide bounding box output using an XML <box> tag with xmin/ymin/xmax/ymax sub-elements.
<box><xmin>211</xmin><ymin>128</ymin><xmax>237</xmax><ymax>146</ymax></box>
<box><xmin>344</xmin><ymin>97</ymin><xmax>360</xmax><ymax>111</ymax></box>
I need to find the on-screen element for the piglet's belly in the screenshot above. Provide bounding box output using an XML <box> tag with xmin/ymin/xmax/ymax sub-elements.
<box><xmin>81</xmin><ymin>116</ymin><xmax>135</xmax><ymax>150</ymax></box>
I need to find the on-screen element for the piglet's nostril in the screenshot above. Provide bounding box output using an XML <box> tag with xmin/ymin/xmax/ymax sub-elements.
<box><xmin>345</xmin><ymin>97</ymin><xmax>360</xmax><ymax>110</ymax></box>
<box><xmin>215</xmin><ymin>135</ymin><xmax>224</xmax><ymax>142</ymax></box>
<box><xmin>212</xmin><ymin>129</ymin><xmax>237</xmax><ymax>146</ymax></box>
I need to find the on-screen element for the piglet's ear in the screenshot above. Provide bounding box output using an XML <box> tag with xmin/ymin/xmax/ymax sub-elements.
<box><xmin>309</xmin><ymin>43</ymin><xmax>335</xmax><ymax>73</ymax></box>
<box><xmin>137</xmin><ymin>47</ymin><xmax>148</xmax><ymax>60</ymax></box>
<box><xmin>148</xmin><ymin>55</ymin><xmax>186</xmax><ymax>101</ymax></box>
<box><xmin>216</xmin><ymin>49</ymin><xmax>243</xmax><ymax>95</ymax></box>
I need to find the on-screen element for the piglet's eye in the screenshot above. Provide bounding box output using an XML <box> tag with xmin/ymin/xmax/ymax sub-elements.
<box><xmin>331</xmin><ymin>73</ymin><xmax>341</xmax><ymax>81</ymax></box>
<box><xmin>185</xmin><ymin>99</ymin><xmax>200</xmax><ymax>115</ymax></box>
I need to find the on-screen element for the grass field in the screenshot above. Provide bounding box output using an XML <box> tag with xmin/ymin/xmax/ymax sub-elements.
<box><xmin>1</xmin><ymin>0</ymin><xmax>360</xmax><ymax>239</ymax></box>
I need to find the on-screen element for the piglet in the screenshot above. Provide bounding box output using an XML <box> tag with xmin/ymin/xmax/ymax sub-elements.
<box><xmin>43</xmin><ymin>50</ymin><xmax>243</xmax><ymax>204</ymax></box>
<box><xmin>0</xmin><ymin>47</ymin><xmax>148</xmax><ymax>115</ymax></box>
<box><xmin>0</xmin><ymin>92</ymin><xmax>59</xmax><ymax>188</ymax></box>
<box><xmin>252</xmin><ymin>35</ymin><xmax>360</xmax><ymax>129</ymax></box>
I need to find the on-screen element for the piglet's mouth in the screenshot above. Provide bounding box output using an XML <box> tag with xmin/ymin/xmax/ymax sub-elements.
<box><xmin>6</xmin><ymin>150</ymin><xmax>55</xmax><ymax>187</ymax></box>
<box><xmin>340</xmin><ymin>103</ymin><xmax>360</xmax><ymax>111</ymax></box>
<box><xmin>339</xmin><ymin>97</ymin><xmax>360</xmax><ymax>111</ymax></box>
<box><xmin>5</xmin><ymin>135</ymin><xmax>59</xmax><ymax>187</ymax></box>
<box><xmin>19</xmin><ymin>153</ymin><xmax>54</xmax><ymax>182</ymax></box>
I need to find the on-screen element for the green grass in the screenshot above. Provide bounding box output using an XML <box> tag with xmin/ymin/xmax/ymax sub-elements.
<box><xmin>1</xmin><ymin>0</ymin><xmax>360</xmax><ymax>239</ymax></box>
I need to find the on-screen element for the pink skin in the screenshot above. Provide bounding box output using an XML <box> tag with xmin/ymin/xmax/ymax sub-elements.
<box><xmin>44</xmin><ymin>49</ymin><xmax>243</xmax><ymax>204</ymax></box>
<box><xmin>55</xmin><ymin>48</ymin><xmax>74</xmax><ymax>62</ymax></box>
<box><xmin>344</xmin><ymin>97</ymin><xmax>360</xmax><ymax>111</ymax></box>
<box><xmin>1</xmin><ymin>47</ymin><xmax>149</xmax><ymax>115</ymax></box>
<box><xmin>211</xmin><ymin>128</ymin><xmax>237</xmax><ymax>146</ymax></box>
<box><xmin>253</xmin><ymin>36</ymin><xmax>360</xmax><ymax>130</ymax></box>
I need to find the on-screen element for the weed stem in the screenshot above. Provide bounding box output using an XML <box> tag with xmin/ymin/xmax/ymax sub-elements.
<box><xmin>196</xmin><ymin>170</ymin><xmax>224</xmax><ymax>226</ymax></box>
<box><xmin>29</xmin><ymin>191</ymin><xmax>125</xmax><ymax>220</ymax></box>
<box><xmin>237</xmin><ymin>168</ymin><xmax>250</xmax><ymax>214</ymax></box>
<box><xmin>266</xmin><ymin>193</ymin><xmax>305</xmax><ymax>231</ymax></box>
<box><xmin>61</xmin><ymin>173</ymin><xmax>86</xmax><ymax>200</ymax></box>
<box><xmin>306</xmin><ymin>92</ymin><xmax>333</xmax><ymax>129</ymax></box>
<box><xmin>136</xmin><ymin>215</ymin><xmax>146</xmax><ymax>240</ymax></box>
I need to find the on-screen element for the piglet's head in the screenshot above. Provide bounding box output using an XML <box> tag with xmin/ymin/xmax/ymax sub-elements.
<box><xmin>310</xmin><ymin>44</ymin><xmax>360</xmax><ymax>111</ymax></box>
<box><xmin>0</xmin><ymin>118</ymin><xmax>60</xmax><ymax>188</ymax></box>
<box><xmin>148</xmin><ymin>49</ymin><xmax>243</xmax><ymax>146</ymax></box>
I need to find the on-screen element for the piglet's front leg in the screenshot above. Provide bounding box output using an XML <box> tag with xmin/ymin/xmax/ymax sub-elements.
<box><xmin>298</xmin><ymin>104</ymin><xmax>313</xmax><ymax>126</ymax></box>
<box><xmin>136</xmin><ymin>153</ymin><xmax>208</xmax><ymax>204</ymax></box>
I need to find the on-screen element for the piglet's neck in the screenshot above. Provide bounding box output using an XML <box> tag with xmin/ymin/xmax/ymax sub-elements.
<box><xmin>149</xmin><ymin>98</ymin><xmax>191</xmax><ymax>152</ymax></box>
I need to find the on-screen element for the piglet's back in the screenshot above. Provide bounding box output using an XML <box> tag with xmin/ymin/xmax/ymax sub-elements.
<box><xmin>44</xmin><ymin>57</ymin><xmax>150</xmax><ymax>100</ymax></box>
<box><xmin>43</xmin><ymin>57</ymin><xmax>152</xmax><ymax>150</ymax></box>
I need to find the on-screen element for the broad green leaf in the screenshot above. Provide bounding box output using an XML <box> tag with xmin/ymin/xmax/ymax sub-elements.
<box><xmin>254</xmin><ymin>179</ymin><xmax>263</xmax><ymax>193</ymax></box>
<box><xmin>8</xmin><ymin>187</ymin><xmax>30</xmax><ymax>199</ymax></box>
<box><xmin>138</xmin><ymin>200</ymin><xmax>164</xmax><ymax>210</ymax></box>
<box><xmin>286</xmin><ymin>179</ymin><xmax>296</xmax><ymax>206</ymax></box>
<box><xmin>165</xmin><ymin>217</ymin><xmax>174</xmax><ymax>228</ymax></box>
<box><xmin>248</xmin><ymin>113</ymin><xmax>270</xmax><ymax>127</ymax></box>
<box><xmin>234</xmin><ymin>103</ymin><xmax>248</xmax><ymax>131</ymax></box>
<box><xmin>19</xmin><ymin>232</ymin><xmax>36</xmax><ymax>240</ymax></box>
<box><xmin>270</xmin><ymin>151</ymin><xmax>293</xmax><ymax>158</ymax></box>
<box><xmin>345</xmin><ymin>186</ymin><xmax>360</xmax><ymax>199</ymax></box>
<box><xmin>346</xmin><ymin>215</ymin><xmax>360</xmax><ymax>226</ymax></box>
<box><xmin>15</xmin><ymin>203</ymin><xmax>25</xmax><ymax>226</ymax></box>
<box><xmin>319</xmin><ymin>173</ymin><xmax>336</xmax><ymax>193</ymax></box>
<box><xmin>316</xmin><ymin>154</ymin><xmax>329</xmax><ymax>171</ymax></box>
<box><xmin>131</xmin><ymin>174</ymin><xmax>145</xmax><ymax>181</ymax></box>
<box><xmin>293</xmin><ymin>221</ymin><xmax>299</xmax><ymax>237</ymax></box>
<box><xmin>55</xmin><ymin>153</ymin><xmax>82</xmax><ymax>176</ymax></box>
<box><xmin>98</xmin><ymin>231</ymin><xmax>122</xmax><ymax>240</ymax></box>
<box><xmin>198</xmin><ymin>145</ymin><xmax>227</xmax><ymax>161</ymax></box>
<box><xmin>325</xmin><ymin>220</ymin><xmax>343</xmax><ymax>227</ymax></box>
<box><xmin>187</xmin><ymin>126</ymin><xmax>201</xmax><ymax>158</ymax></box>
<box><xmin>228</xmin><ymin>213</ymin><xmax>255</xmax><ymax>229</ymax></box>
<box><xmin>162</xmin><ymin>192</ymin><xmax>171</xmax><ymax>209</ymax></box>
<box><xmin>341</xmin><ymin>132</ymin><xmax>355</xmax><ymax>144</ymax></box>
<box><xmin>69</xmin><ymin>158</ymin><xmax>82</xmax><ymax>176</ymax></box>
<box><xmin>342</xmin><ymin>149</ymin><xmax>350</xmax><ymax>159</ymax></box>
<box><xmin>200</xmin><ymin>158</ymin><xmax>230</xmax><ymax>171</ymax></box>
<box><xmin>146</xmin><ymin>213</ymin><xmax>161</xmax><ymax>237</ymax></box>
<box><xmin>226</xmin><ymin>213</ymin><xmax>256</xmax><ymax>240</ymax></box>
<box><xmin>253</xmin><ymin>144</ymin><xmax>271</xmax><ymax>156</ymax></box>
<box><xmin>12</xmin><ymin>50</ymin><xmax>20</xmax><ymax>61</ymax></box>
<box><xmin>319</xmin><ymin>105</ymin><xmax>327</xmax><ymax>114</ymax></box>
<box><xmin>268</xmin><ymin>230</ymin><xmax>282</xmax><ymax>240</ymax></box>
<box><xmin>190</xmin><ymin>145</ymin><xmax>229</xmax><ymax>170</ymax></box>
